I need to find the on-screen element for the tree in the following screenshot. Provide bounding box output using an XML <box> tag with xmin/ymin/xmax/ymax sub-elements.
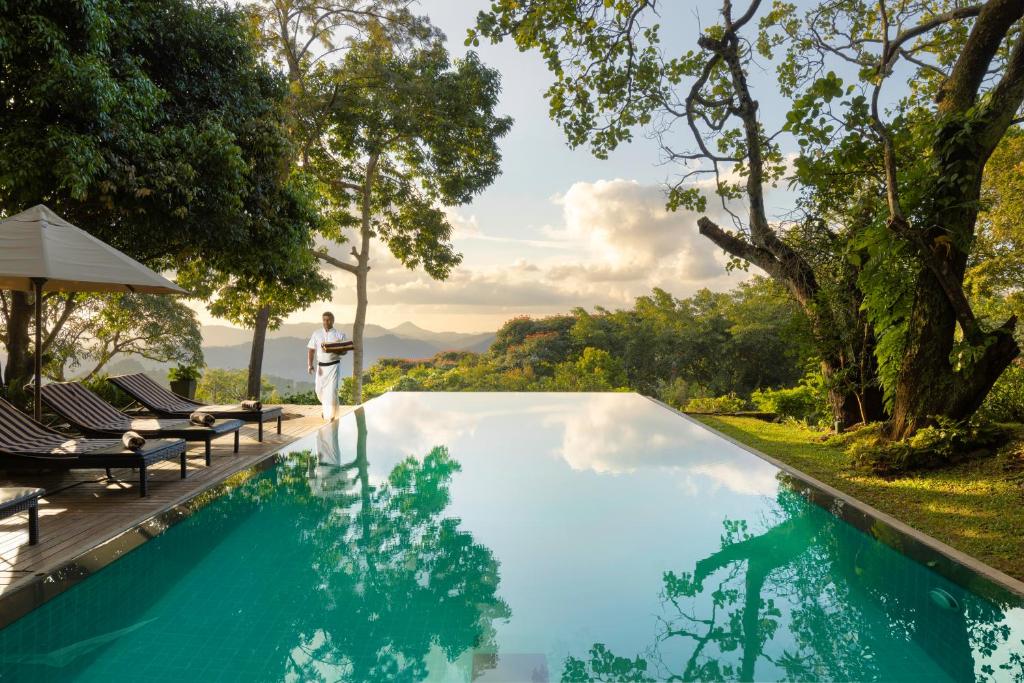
<box><xmin>196</xmin><ymin>368</ymin><xmax>275</xmax><ymax>405</ymax></box>
<box><xmin>312</xmin><ymin>27</ymin><xmax>512</xmax><ymax>402</ymax></box>
<box><xmin>475</xmin><ymin>0</ymin><xmax>1024</xmax><ymax>437</ymax></box>
<box><xmin>967</xmin><ymin>130</ymin><xmax>1024</xmax><ymax>338</ymax></box>
<box><xmin>177</xmin><ymin>170</ymin><xmax>332</xmax><ymax>400</ymax></box>
<box><xmin>238</xmin><ymin>1</ymin><xmax>423</xmax><ymax>399</ymax></box>
<box><xmin>0</xmin><ymin>0</ymin><xmax>321</xmax><ymax>399</ymax></box>
<box><xmin>472</xmin><ymin>0</ymin><xmax>887</xmax><ymax>429</ymax></box>
<box><xmin>551</xmin><ymin>347</ymin><xmax>629</xmax><ymax>391</ymax></box>
<box><xmin>44</xmin><ymin>294</ymin><xmax>202</xmax><ymax>381</ymax></box>
<box><xmin>777</xmin><ymin>0</ymin><xmax>1024</xmax><ymax>437</ymax></box>
<box><xmin>564</xmin><ymin>488</ymin><xmax>1022</xmax><ymax>681</ymax></box>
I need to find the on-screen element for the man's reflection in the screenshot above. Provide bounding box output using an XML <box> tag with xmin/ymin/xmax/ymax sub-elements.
<box><xmin>280</xmin><ymin>406</ymin><xmax>512</xmax><ymax>681</ymax></box>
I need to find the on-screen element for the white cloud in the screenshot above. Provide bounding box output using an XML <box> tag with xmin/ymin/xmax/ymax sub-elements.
<box><xmin>237</xmin><ymin>177</ymin><xmax>758</xmax><ymax>332</ymax></box>
<box><xmin>548</xmin><ymin>393</ymin><xmax>781</xmax><ymax>497</ymax></box>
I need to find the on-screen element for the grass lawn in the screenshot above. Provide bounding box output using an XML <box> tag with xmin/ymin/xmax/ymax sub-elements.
<box><xmin>694</xmin><ymin>415</ymin><xmax>1024</xmax><ymax>582</ymax></box>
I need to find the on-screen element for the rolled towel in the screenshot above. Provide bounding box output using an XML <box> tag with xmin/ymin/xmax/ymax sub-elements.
<box><xmin>190</xmin><ymin>412</ymin><xmax>215</xmax><ymax>426</ymax></box>
<box><xmin>241</xmin><ymin>400</ymin><xmax>262</xmax><ymax>410</ymax></box>
<box><xmin>122</xmin><ymin>431</ymin><xmax>146</xmax><ymax>449</ymax></box>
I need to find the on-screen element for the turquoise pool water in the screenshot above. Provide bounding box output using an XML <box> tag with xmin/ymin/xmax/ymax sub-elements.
<box><xmin>0</xmin><ymin>392</ymin><xmax>1022</xmax><ymax>682</ymax></box>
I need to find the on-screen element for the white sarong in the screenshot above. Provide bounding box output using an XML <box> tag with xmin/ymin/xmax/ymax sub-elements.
<box><xmin>315</xmin><ymin>362</ymin><xmax>341</xmax><ymax>421</ymax></box>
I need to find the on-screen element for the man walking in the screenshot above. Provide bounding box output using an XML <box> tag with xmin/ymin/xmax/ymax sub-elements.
<box><xmin>307</xmin><ymin>312</ymin><xmax>347</xmax><ymax>421</ymax></box>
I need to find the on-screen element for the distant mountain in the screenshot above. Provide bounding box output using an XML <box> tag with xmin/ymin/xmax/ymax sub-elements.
<box><xmin>201</xmin><ymin>322</ymin><xmax>394</xmax><ymax>347</ymax></box>
<box><xmin>202</xmin><ymin>334</ymin><xmax>442</xmax><ymax>382</ymax></box>
<box><xmin>389</xmin><ymin>321</ymin><xmax>496</xmax><ymax>351</ymax></box>
<box><xmin>2</xmin><ymin>321</ymin><xmax>495</xmax><ymax>385</ymax></box>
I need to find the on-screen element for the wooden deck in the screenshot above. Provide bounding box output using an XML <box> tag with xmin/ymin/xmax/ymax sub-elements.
<box><xmin>0</xmin><ymin>405</ymin><xmax>340</xmax><ymax>600</ymax></box>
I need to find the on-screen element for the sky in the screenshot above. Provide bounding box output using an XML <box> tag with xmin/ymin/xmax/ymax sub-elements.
<box><xmin>195</xmin><ymin>1</ymin><xmax>801</xmax><ymax>334</ymax></box>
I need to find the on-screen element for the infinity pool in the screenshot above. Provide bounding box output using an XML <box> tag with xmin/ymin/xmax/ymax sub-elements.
<box><xmin>0</xmin><ymin>392</ymin><xmax>1021</xmax><ymax>681</ymax></box>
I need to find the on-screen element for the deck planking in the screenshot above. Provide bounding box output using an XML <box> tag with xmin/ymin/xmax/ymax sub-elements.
<box><xmin>0</xmin><ymin>404</ymin><xmax>340</xmax><ymax>599</ymax></box>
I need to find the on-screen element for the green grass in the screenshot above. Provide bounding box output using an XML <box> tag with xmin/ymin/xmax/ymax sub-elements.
<box><xmin>694</xmin><ymin>415</ymin><xmax>1024</xmax><ymax>582</ymax></box>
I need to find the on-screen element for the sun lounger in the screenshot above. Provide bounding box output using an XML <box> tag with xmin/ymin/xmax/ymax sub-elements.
<box><xmin>39</xmin><ymin>383</ymin><xmax>243</xmax><ymax>466</ymax></box>
<box><xmin>0</xmin><ymin>487</ymin><xmax>43</xmax><ymax>545</ymax></box>
<box><xmin>108</xmin><ymin>373</ymin><xmax>283</xmax><ymax>442</ymax></box>
<box><xmin>0</xmin><ymin>398</ymin><xmax>187</xmax><ymax>497</ymax></box>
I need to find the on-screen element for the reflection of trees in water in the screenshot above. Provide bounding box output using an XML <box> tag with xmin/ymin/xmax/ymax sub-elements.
<box><xmin>563</xmin><ymin>489</ymin><xmax>1023</xmax><ymax>683</ymax></box>
<box><xmin>252</xmin><ymin>408</ymin><xmax>511</xmax><ymax>681</ymax></box>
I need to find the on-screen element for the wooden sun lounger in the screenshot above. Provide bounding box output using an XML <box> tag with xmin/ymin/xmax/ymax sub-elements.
<box><xmin>0</xmin><ymin>398</ymin><xmax>187</xmax><ymax>497</ymax></box>
<box><xmin>108</xmin><ymin>373</ymin><xmax>283</xmax><ymax>441</ymax></box>
<box><xmin>0</xmin><ymin>487</ymin><xmax>44</xmax><ymax>545</ymax></box>
<box><xmin>39</xmin><ymin>383</ymin><xmax>243</xmax><ymax>466</ymax></box>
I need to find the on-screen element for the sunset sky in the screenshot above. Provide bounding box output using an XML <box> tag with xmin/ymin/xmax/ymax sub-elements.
<box><xmin>194</xmin><ymin>1</ymin><xmax>803</xmax><ymax>333</ymax></box>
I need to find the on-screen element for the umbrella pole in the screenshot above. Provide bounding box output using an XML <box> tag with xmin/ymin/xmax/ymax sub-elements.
<box><xmin>32</xmin><ymin>277</ymin><xmax>46</xmax><ymax>421</ymax></box>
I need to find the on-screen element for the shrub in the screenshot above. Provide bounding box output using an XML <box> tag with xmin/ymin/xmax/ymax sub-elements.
<box><xmin>751</xmin><ymin>384</ymin><xmax>821</xmax><ymax>422</ymax></box>
<box><xmin>168</xmin><ymin>365</ymin><xmax>202</xmax><ymax>382</ymax></box>
<box><xmin>684</xmin><ymin>393</ymin><xmax>747</xmax><ymax>413</ymax></box>
<box><xmin>978</xmin><ymin>363</ymin><xmax>1024</xmax><ymax>423</ymax></box>
<box><xmin>657</xmin><ymin>377</ymin><xmax>691</xmax><ymax>410</ymax></box>
<box><xmin>82</xmin><ymin>373</ymin><xmax>133</xmax><ymax>410</ymax></box>
<box><xmin>847</xmin><ymin>417</ymin><xmax>1008</xmax><ymax>475</ymax></box>
<box><xmin>279</xmin><ymin>389</ymin><xmax>318</xmax><ymax>405</ymax></box>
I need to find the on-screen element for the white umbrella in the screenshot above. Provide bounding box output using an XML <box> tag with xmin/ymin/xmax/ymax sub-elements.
<box><xmin>0</xmin><ymin>205</ymin><xmax>188</xmax><ymax>418</ymax></box>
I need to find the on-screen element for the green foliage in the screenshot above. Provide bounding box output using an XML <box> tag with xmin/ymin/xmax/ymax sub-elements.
<box><xmin>751</xmin><ymin>374</ymin><xmax>829</xmax><ymax>424</ymax></box>
<box><xmin>550</xmin><ymin>347</ymin><xmax>629</xmax><ymax>391</ymax></box>
<box><xmin>847</xmin><ymin>418</ymin><xmax>1009</xmax><ymax>476</ymax></box>
<box><xmin>330</xmin><ymin>280</ymin><xmax>814</xmax><ymax>402</ymax></box>
<box><xmin>176</xmin><ymin>169</ymin><xmax>333</xmax><ymax>331</ymax></box>
<box><xmin>37</xmin><ymin>294</ymin><xmax>203</xmax><ymax>382</ymax></box>
<box><xmin>474</xmin><ymin>0</ymin><xmax>1024</xmax><ymax>432</ymax></box>
<box><xmin>0</xmin><ymin>0</ymin><xmax>311</xmax><ymax>279</ymax></box>
<box><xmin>978</xmin><ymin>364</ymin><xmax>1024</xmax><ymax>424</ymax></box>
<box><xmin>197</xmin><ymin>369</ymin><xmax>276</xmax><ymax>405</ymax></box>
<box><xmin>562</xmin><ymin>643</ymin><xmax>654</xmax><ymax>682</ymax></box>
<box><xmin>279</xmin><ymin>389</ymin><xmax>319</xmax><ymax>405</ymax></box>
<box><xmin>684</xmin><ymin>394</ymin><xmax>748</xmax><ymax>414</ymax></box>
<box><xmin>80</xmin><ymin>374</ymin><xmax>133</xmax><ymax>411</ymax></box>
<box><xmin>312</xmin><ymin>27</ymin><xmax>513</xmax><ymax>277</ymax></box>
<box><xmin>168</xmin><ymin>365</ymin><xmax>202</xmax><ymax>383</ymax></box>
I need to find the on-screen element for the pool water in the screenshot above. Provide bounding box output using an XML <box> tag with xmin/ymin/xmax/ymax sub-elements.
<box><xmin>0</xmin><ymin>392</ymin><xmax>1021</xmax><ymax>682</ymax></box>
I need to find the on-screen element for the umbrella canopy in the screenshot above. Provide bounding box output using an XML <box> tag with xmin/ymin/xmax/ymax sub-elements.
<box><xmin>0</xmin><ymin>205</ymin><xmax>186</xmax><ymax>294</ymax></box>
<box><xmin>0</xmin><ymin>205</ymin><xmax>188</xmax><ymax>418</ymax></box>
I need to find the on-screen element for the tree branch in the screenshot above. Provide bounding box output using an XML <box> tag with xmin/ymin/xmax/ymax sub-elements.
<box><xmin>937</xmin><ymin>0</ymin><xmax>1024</xmax><ymax>112</ymax></box>
<box><xmin>315</xmin><ymin>251</ymin><xmax>359</xmax><ymax>275</ymax></box>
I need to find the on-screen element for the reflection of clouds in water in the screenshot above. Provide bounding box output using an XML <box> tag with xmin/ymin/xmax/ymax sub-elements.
<box><xmin>324</xmin><ymin>393</ymin><xmax>781</xmax><ymax>497</ymax></box>
<box><xmin>687</xmin><ymin>463</ymin><xmax>780</xmax><ymax>497</ymax></box>
<box><xmin>354</xmin><ymin>395</ymin><xmax>484</xmax><ymax>458</ymax></box>
<box><xmin>550</xmin><ymin>394</ymin><xmax>779</xmax><ymax>496</ymax></box>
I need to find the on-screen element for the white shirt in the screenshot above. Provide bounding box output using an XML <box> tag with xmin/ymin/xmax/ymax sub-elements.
<box><xmin>307</xmin><ymin>327</ymin><xmax>348</xmax><ymax>364</ymax></box>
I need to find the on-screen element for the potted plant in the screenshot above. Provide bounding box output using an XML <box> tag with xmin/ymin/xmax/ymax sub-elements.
<box><xmin>168</xmin><ymin>365</ymin><xmax>202</xmax><ymax>400</ymax></box>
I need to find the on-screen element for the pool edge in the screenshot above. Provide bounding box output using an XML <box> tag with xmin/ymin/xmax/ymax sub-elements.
<box><xmin>645</xmin><ymin>395</ymin><xmax>1024</xmax><ymax>603</ymax></box>
<box><xmin>0</xmin><ymin>407</ymin><xmax>360</xmax><ymax>631</ymax></box>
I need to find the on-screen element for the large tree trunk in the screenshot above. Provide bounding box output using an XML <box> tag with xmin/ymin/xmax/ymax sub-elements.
<box><xmin>889</xmin><ymin>267</ymin><xmax>1018</xmax><ymax>439</ymax></box>
<box><xmin>350</xmin><ymin>154</ymin><xmax>378</xmax><ymax>405</ymax></box>
<box><xmin>3</xmin><ymin>293</ymin><xmax>33</xmax><ymax>399</ymax></box>
<box><xmin>697</xmin><ymin>218</ymin><xmax>886</xmax><ymax>429</ymax></box>
<box><xmin>247</xmin><ymin>305</ymin><xmax>272</xmax><ymax>400</ymax></box>
<box><xmin>352</xmin><ymin>265</ymin><xmax>368</xmax><ymax>404</ymax></box>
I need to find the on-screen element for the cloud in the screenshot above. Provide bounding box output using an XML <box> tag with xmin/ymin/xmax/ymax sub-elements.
<box><xmin>311</xmin><ymin>178</ymin><xmax>751</xmax><ymax>319</ymax></box>
<box><xmin>552</xmin><ymin>179</ymin><xmax>729</xmax><ymax>282</ymax></box>
<box><xmin>549</xmin><ymin>394</ymin><xmax>781</xmax><ymax>496</ymax></box>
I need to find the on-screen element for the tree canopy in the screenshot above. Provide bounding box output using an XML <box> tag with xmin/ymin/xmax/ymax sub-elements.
<box><xmin>311</xmin><ymin>24</ymin><xmax>513</xmax><ymax>402</ymax></box>
<box><xmin>473</xmin><ymin>0</ymin><xmax>1024</xmax><ymax>437</ymax></box>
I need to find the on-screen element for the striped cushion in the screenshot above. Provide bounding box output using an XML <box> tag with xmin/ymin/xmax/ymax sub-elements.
<box><xmin>0</xmin><ymin>398</ymin><xmax>119</xmax><ymax>454</ymax></box>
<box><xmin>110</xmin><ymin>373</ymin><xmax>199</xmax><ymax>413</ymax></box>
<box><xmin>40</xmin><ymin>383</ymin><xmax>131</xmax><ymax>431</ymax></box>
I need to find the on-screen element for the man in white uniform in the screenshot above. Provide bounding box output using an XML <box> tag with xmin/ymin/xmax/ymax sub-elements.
<box><xmin>307</xmin><ymin>312</ymin><xmax>347</xmax><ymax>421</ymax></box>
